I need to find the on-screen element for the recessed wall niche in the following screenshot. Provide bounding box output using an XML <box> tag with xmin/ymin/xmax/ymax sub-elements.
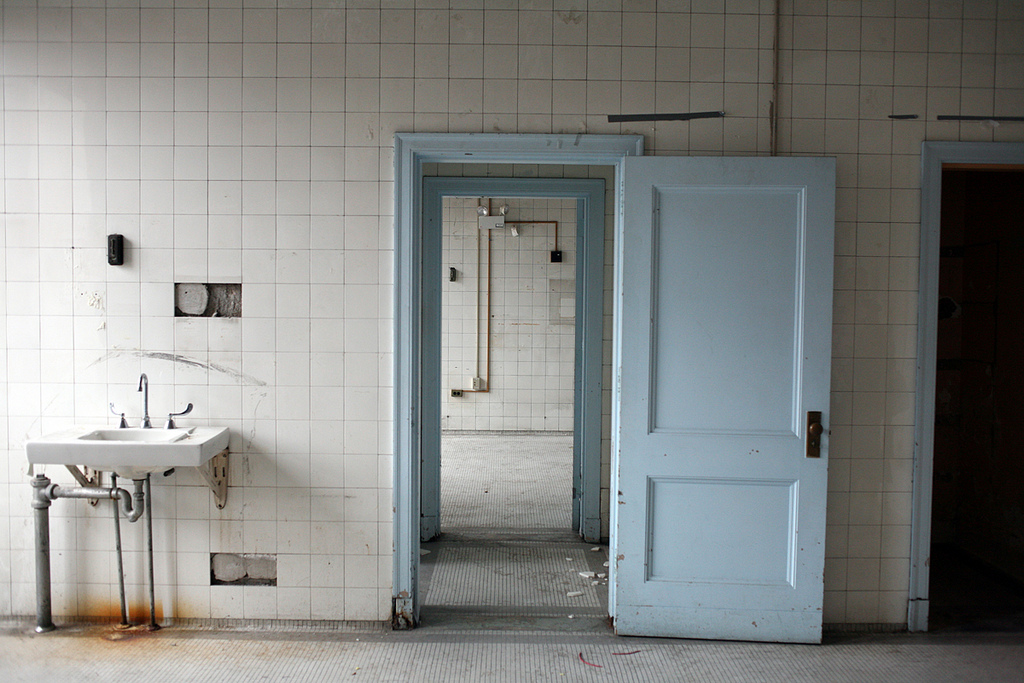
<box><xmin>174</xmin><ymin>283</ymin><xmax>242</xmax><ymax>317</ymax></box>
<box><xmin>210</xmin><ymin>553</ymin><xmax>276</xmax><ymax>586</ymax></box>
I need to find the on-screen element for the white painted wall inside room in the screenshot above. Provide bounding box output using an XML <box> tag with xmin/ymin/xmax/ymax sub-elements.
<box><xmin>441</xmin><ymin>196</ymin><xmax>577</xmax><ymax>432</ymax></box>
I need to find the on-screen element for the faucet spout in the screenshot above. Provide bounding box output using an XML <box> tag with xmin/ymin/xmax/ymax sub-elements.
<box><xmin>138</xmin><ymin>373</ymin><xmax>151</xmax><ymax>428</ymax></box>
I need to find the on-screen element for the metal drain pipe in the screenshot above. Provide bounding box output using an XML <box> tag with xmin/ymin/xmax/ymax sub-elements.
<box><xmin>144</xmin><ymin>474</ymin><xmax>160</xmax><ymax>631</ymax></box>
<box><xmin>31</xmin><ymin>476</ymin><xmax>54</xmax><ymax>633</ymax></box>
<box><xmin>111</xmin><ymin>474</ymin><xmax>129</xmax><ymax>628</ymax></box>
<box><xmin>31</xmin><ymin>473</ymin><xmax>146</xmax><ymax>632</ymax></box>
<box><xmin>39</xmin><ymin>479</ymin><xmax>146</xmax><ymax>523</ymax></box>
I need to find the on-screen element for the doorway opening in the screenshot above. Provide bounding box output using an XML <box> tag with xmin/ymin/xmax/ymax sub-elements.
<box><xmin>417</xmin><ymin>181</ymin><xmax>609</xmax><ymax>628</ymax></box>
<box><xmin>422</xmin><ymin>191</ymin><xmax>608</xmax><ymax>625</ymax></box>
<box><xmin>437</xmin><ymin>193</ymin><xmax>579</xmax><ymax>539</ymax></box>
<box><xmin>929</xmin><ymin>166</ymin><xmax>1024</xmax><ymax>631</ymax></box>
<box><xmin>910</xmin><ymin>142</ymin><xmax>1024</xmax><ymax>632</ymax></box>
<box><xmin>392</xmin><ymin>133</ymin><xmax>643</xmax><ymax>628</ymax></box>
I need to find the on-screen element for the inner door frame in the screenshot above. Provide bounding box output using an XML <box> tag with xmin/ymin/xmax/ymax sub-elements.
<box><xmin>393</xmin><ymin>133</ymin><xmax>644</xmax><ymax>627</ymax></box>
<box><xmin>910</xmin><ymin>141</ymin><xmax>1024</xmax><ymax>631</ymax></box>
<box><xmin>420</xmin><ymin>176</ymin><xmax>608</xmax><ymax>544</ymax></box>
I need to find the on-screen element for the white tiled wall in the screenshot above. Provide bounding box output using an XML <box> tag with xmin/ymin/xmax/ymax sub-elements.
<box><xmin>440</xmin><ymin>196</ymin><xmax>577</xmax><ymax>432</ymax></box>
<box><xmin>2</xmin><ymin>0</ymin><xmax>1023</xmax><ymax>627</ymax></box>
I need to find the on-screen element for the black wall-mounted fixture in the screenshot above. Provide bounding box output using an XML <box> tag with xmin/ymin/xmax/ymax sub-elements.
<box><xmin>107</xmin><ymin>234</ymin><xmax>124</xmax><ymax>265</ymax></box>
<box><xmin>449</xmin><ymin>267</ymin><xmax>458</xmax><ymax>282</ymax></box>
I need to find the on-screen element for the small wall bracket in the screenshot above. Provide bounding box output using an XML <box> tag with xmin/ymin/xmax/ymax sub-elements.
<box><xmin>198</xmin><ymin>449</ymin><xmax>229</xmax><ymax>509</ymax></box>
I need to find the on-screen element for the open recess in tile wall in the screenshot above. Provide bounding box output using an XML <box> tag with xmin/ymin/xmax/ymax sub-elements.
<box><xmin>174</xmin><ymin>283</ymin><xmax>242</xmax><ymax>317</ymax></box>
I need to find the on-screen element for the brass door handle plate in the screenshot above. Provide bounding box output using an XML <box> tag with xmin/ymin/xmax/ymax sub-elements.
<box><xmin>807</xmin><ymin>411</ymin><xmax>823</xmax><ymax>458</ymax></box>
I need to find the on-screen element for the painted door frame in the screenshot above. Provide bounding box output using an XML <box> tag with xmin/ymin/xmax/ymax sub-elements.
<box><xmin>393</xmin><ymin>133</ymin><xmax>644</xmax><ymax>627</ymax></box>
<box><xmin>419</xmin><ymin>176</ymin><xmax>607</xmax><ymax>543</ymax></box>
<box><xmin>909</xmin><ymin>141</ymin><xmax>1024</xmax><ymax>632</ymax></box>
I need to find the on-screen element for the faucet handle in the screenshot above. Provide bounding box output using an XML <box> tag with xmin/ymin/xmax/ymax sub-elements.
<box><xmin>166</xmin><ymin>403</ymin><xmax>193</xmax><ymax>429</ymax></box>
<box><xmin>109</xmin><ymin>403</ymin><xmax>129</xmax><ymax>428</ymax></box>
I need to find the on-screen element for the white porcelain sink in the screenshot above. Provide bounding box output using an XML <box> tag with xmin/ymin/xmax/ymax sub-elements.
<box><xmin>27</xmin><ymin>426</ymin><xmax>230</xmax><ymax>480</ymax></box>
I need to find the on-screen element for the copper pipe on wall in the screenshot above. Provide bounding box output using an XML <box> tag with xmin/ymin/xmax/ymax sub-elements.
<box><xmin>461</xmin><ymin>231</ymin><xmax>492</xmax><ymax>394</ymax></box>
<box><xmin>456</xmin><ymin>209</ymin><xmax>562</xmax><ymax>395</ymax></box>
<box><xmin>462</xmin><ymin>199</ymin><xmax>494</xmax><ymax>393</ymax></box>
<box><xmin>505</xmin><ymin>220</ymin><xmax>559</xmax><ymax>251</ymax></box>
<box><xmin>460</xmin><ymin>216</ymin><xmax>565</xmax><ymax>395</ymax></box>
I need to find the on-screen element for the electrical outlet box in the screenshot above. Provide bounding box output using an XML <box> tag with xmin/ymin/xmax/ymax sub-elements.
<box><xmin>472</xmin><ymin>377</ymin><xmax>486</xmax><ymax>391</ymax></box>
<box><xmin>478</xmin><ymin>216</ymin><xmax>505</xmax><ymax>230</ymax></box>
<box><xmin>550</xmin><ymin>250</ymin><xmax>563</xmax><ymax>263</ymax></box>
<box><xmin>451</xmin><ymin>389</ymin><xmax>463</xmax><ymax>397</ymax></box>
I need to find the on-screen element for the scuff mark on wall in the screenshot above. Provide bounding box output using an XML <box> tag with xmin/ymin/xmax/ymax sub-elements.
<box><xmin>22</xmin><ymin>393</ymin><xmax>67</xmax><ymax>456</ymax></box>
<box><xmin>91</xmin><ymin>350</ymin><xmax>267</xmax><ymax>386</ymax></box>
<box><xmin>245</xmin><ymin>391</ymin><xmax>267</xmax><ymax>452</ymax></box>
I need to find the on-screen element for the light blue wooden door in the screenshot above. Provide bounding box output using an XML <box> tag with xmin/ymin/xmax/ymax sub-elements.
<box><xmin>612</xmin><ymin>157</ymin><xmax>835</xmax><ymax>643</ymax></box>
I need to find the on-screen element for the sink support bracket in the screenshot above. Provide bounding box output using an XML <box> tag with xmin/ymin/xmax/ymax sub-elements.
<box><xmin>198</xmin><ymin>449</ymin><xmax>229</xmax><ymax>509</ymax></box>
<box><xmin>64</xmin><ymin>465</ymin><xmax>101</xmax><ymax>506</ymax></box>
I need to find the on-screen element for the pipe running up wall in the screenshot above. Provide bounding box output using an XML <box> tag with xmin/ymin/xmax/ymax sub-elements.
<box><xmin>31</xmin><ymin>473</ymin><xmax>146</xmax><ymax>632</ymax></box>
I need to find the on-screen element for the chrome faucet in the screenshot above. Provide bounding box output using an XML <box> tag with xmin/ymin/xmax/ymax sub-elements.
<box><xmin>138</xmin><ymin>373</ymin><xmax>152</xmax><ymax>428</ymax></box>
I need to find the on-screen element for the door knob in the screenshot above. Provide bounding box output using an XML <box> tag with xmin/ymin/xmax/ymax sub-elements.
<box><xmin>807</xmin><ymin>411</ymin><xmax>823</xmax><ymax>458</ymax></box>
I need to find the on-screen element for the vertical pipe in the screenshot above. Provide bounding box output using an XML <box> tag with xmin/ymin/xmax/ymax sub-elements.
<box><xmin>482</xmin><ymin>198</ymin><xmax>492</xmax><ymax>388</ymax></box>
<box><xmin>770</xmin><ymin>0</ymin><xmax>781</xmax><ymax>156</ymax></box>
<box><xmin>31</xmin><ymin>475</ymin><xmax>55</xmax><ymax>633</ymax></box>
<box><xmin>476</xmin><ymin>204</ymin><xmax>483</xmax><ymax>381</ymax></box>
<box><xmin>465</xmin><ymin>198</ymin><xmax>495</xmax><ymax>394</ymax></box>
<box><xmin>144</xmin><ymin>475</ymin><xmax>160</xmax><ymax>630</ymax></box>
<box><xmin>485</xmin><ymin>230</ymin><xmax>492</xmax><ymax>389</ymax></box>
<box><xmin>111</xmin><ymin>473</ymin><xmax>129</xmax><ymax>627</ymax></box>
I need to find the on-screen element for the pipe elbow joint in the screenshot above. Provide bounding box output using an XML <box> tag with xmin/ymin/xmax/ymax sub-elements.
<box><xmin>31</xmin><ymin>476</ymin><xmax>57</xmax><ymax>509</ymax></box>
<box><xmin>121</xmin><ymin>481</ymin><xmax>146</xmax><ymax>523</ymax></box>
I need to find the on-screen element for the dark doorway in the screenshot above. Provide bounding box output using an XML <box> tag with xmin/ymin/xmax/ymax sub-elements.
<box><xmin>931</xmin><ymin>167</ymin><xmax>1024</xmax><ymax>630</ymax></box>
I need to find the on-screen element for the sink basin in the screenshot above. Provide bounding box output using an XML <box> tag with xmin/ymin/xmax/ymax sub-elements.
<box><xmin>27</xmin><ymin>426</ymin><xmax>230</xmax><ymax>480</ymax></box>
<box><xmin>79</xmin><ymin>428</ymin><xmax>192</xmax><ymax>443</ymax></box>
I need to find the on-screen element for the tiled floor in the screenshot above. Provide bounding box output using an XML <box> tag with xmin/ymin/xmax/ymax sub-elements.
<box><xmin>5</xmin><ymin>619</ymin><xmax>1024</xmax><ymax>682</ymax></box>
<box><xmin>422</xmin><ymin>432</ymin><xmax>607</xmax><ymax>627</ymax></box>
<box><xmin>8</xmin><ymin>433</ymin><xmax>1024</xmax><ymax>680</ymax></box>
<box><xmin>438</xmin><ymin>431</ymin><xmax>574</xmax><ymax>530</ymax></box>
<box><xmin>423</xmin><ymin>542</ymin><xmax>604</xmax><ymax>610</ymax></box>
